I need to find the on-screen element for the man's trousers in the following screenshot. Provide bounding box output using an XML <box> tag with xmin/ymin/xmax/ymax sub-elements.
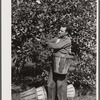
<box><xmin>47</xmin><ymin>68</ymin><xmax>68</xmax><ymax>100</ymax></box>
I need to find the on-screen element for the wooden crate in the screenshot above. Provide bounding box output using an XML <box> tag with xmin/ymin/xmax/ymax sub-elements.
<box><xmin>20</xmin><ymin>86</ymin><xmax>47</xmax><ymax>100</ymax></box>
<box><xmin>20</xmin><ymin>87</ymin><xmax>37</xmax><ymax>100</ymax></box>
<box><xmin>67</xmin><ymin>84</ymin><xmax>75</xmax><ymax>98</ymax></box>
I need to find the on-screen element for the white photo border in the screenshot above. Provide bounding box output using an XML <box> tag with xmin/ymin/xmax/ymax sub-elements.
<box><xmin>1</xmin><ymin>0</ymin><xmax>99</xmax><ymax>100</ymax></box>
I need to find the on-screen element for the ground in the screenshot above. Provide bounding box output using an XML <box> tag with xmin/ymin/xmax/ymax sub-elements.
<box><xmin>12</xmin><ymin>92</ymin><xmax>96</xmax><ymax>100</ymax></box>
<box><xmin>73</xmin><ymin>95</ymin><xmax>96</xmax><ymax>100</ymax></box>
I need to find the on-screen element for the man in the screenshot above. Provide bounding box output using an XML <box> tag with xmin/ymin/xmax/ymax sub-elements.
<box><xmin>46</xmin><ymin>26</ymin><xmax>74</xmax><ymax>100</ymax></box>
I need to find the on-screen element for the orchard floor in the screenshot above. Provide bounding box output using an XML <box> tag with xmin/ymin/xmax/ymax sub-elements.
<box><xmin>12</xmin><ymin>93</ymin><xmax>96</xmax><ymax>100</ymax></box>
<box><xmin>70</xmin><ymin>95</ymin><xmax>96</xmax><ymax>100</ymax></box>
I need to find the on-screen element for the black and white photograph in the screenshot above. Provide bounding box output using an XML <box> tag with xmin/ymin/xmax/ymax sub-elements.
<box><xmin>11</xmin><ymin>0</ymin><xmax>97</xmax><ymax>100</ymax></box>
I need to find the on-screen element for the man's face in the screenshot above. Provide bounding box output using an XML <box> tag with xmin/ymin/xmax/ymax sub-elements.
<box><xmin>59</xmin><ymin>27</ymin><xmax>67</xmax><ymax>36</ymax></box>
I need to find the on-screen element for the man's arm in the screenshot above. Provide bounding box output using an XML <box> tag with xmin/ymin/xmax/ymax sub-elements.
<box><xmin>46</xmin><ymin>38</ymin><xmax>71</xmax><ymax>49</ymax></box>
<box><xmin>46</xmin><ymin>37</ymin><xmax>58</xmax><ymax>43</ymax></box>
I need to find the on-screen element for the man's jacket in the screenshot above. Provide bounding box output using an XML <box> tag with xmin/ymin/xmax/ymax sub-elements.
<box><xmin>46</xmin><ymin>36</ymin><xmax>72</xmax><ymax>58</ymax></box>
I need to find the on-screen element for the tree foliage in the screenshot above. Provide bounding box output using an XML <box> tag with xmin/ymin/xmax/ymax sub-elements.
<box><xmin>12</xmin><ymin>0</ymin><xmax>96</xmax><ymax>95</ymax></box>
